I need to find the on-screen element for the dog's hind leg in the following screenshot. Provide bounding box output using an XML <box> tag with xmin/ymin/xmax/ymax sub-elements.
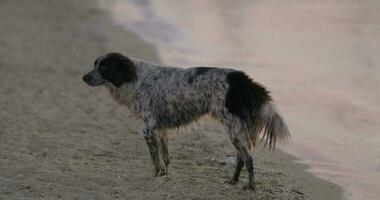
<box><xmin>230</xmin><ymin>134</ymin><xmax>256</xmax><ymax>191</ymax></box>
<box><xmin>159</xmin><ymin>132</ymin><xmax>170</xmax><ymax>168</ymax></box>
<box><xmin>143</xmin><ymin>127</ymin><xmax>167</xmax><ymax>176</ymax></box>
<box><xmin>228</xmin><ymin>150</ymin><xmax>244</xmax><ymax>185</ymax></box>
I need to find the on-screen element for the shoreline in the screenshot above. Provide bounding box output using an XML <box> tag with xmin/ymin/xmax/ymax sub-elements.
<box><xmin>0</xmin><ymin>0</ymin><xmax>343</xmax><ymax>199</ymax></box>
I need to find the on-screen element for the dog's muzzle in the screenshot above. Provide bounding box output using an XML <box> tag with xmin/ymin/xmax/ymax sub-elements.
<box><xmin>82</xmin><ymin>70</ymin><xmax>105</xmax><ymax>86</ymax></box>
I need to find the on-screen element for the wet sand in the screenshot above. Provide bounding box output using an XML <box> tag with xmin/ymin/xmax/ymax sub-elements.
<box><xmin>0</xmin><ymin>0</ymin><xmax>342</xmax><ymax>199</ymax></box>
<box><xmin>103</xmin><ymin>0</ymin><xmax>380</xmax><ymax>199</ymax></box>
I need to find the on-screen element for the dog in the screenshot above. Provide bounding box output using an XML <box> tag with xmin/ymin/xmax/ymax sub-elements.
<box><xmin>82</xmin><ymin>52</ymin><xmax>290</xmax><ymax>190</ymax></box>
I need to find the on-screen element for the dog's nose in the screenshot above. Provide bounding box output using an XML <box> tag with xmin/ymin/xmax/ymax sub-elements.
<box><xmin>82</xmin><ymin>74</ymin><xmax>90</xmax><ymax>83</ymax></box>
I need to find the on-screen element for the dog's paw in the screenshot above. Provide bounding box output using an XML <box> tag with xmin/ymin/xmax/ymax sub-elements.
<box><xmin>154</xmin><ymin>166</ymin><xmax>168</xmax><ymax>177</ymax></box>
<box><xmin>226</xmin><ymin>179</ymin><xmax>238</xmax><ymax>185</ymax></box>
<box><xmin>156</xmin><ymin>169</ymin><xmax>168</xmax><ymax>177</ymax></box>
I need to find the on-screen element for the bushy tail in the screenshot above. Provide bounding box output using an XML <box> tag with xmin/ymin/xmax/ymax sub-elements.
<box><xmin>225</xmin><ymin>71</ymin><xmax>290</xmax><ymax>150</ymax></box>
<box><xmin>251</xmin><ymin>102</ymin><xmax>291</xmax><ymax>149</ymax></box>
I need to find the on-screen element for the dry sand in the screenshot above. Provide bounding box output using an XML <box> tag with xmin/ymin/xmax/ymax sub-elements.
<box><xmin>0</xmin><ymin>0</ymin><xmax>342</xmax><ymax>199</ymax></box>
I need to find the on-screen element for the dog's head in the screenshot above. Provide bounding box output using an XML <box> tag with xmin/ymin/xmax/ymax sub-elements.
<box><xmin>82</xmin><ymin>52</ymin><xmax>137</xmax><ymax>87</ymax></box>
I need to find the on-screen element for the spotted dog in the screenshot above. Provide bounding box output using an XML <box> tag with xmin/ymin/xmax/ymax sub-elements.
<box><xmin>82</xmin><ymin>52</ymin><xmax>290</xmax><ymax>190</ymax></box>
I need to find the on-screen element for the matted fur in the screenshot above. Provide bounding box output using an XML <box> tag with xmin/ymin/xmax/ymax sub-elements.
<box><xmin>83</xmin><ymin>53</ymin><xmax>290</xmax><ymax>190</ymax></box>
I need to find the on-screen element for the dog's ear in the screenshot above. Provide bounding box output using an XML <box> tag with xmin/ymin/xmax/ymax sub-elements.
<box><xmin>106</xmin><ymin>70</ymin><xmax>125</xmax><ymax>87</ymax></box>
<box><xmin>120</xmin><ymin>56</ymin><xmax>137</xmax><ymax>83</ymax></box>
<box><xmin>104</xmin><ymin>54</ymin><xmax>137</xmax><ymax>87</ymax></box>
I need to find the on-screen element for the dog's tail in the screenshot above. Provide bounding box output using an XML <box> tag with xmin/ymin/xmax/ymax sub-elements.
<box><xmin>252</xmin><ymin>101</ymin><xmax>290</xmax><ymax>149</ymax></box>
<box><xmin>225</xmin><ymin>71</ymin><xmax>290</xmax><ymax>149</ymax></box>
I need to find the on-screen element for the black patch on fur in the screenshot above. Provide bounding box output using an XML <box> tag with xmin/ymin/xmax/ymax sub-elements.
<box><xmin>98</xmin><ymin>52</ymin><xmax>137</xmax><ymax>87</ymax></box>
<box><xmin>194</xmin><ymin>67</ymin><xmax>217</xmax><ymax>76</ymax></box>
<box><xmin>187</xmin><ymin>67</ymin><xmax>217</xmax><ymax>84</ymax></box>
<box><xmin>225</xmin><ymin>71</ymin><xmax>271</xmax><ymax>120</ymax></box>
<box><xmin>187</xmin><ymin>76</ymin><xmax>194</xmax><ymax>84</ymax></box>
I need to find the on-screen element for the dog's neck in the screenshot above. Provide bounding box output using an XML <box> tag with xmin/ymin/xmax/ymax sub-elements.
<box><xmin>104</xmin><ymin>81</ymin><xmax>137</xmax><ymax>110</ymax></box>
<box><xmin>104</xmin><ymin>58</ymin><xmax>156</xmax><ymax>112</ymax></box>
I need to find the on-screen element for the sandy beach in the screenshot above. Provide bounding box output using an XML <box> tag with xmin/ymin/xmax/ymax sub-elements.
<box><xmin>0</xmin><ymin>0</ymin><xmax>342</xmax><ymax>199</ymax></box>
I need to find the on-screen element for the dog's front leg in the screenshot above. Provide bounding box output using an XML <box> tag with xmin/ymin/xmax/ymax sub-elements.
<box><xmin>159</xmin><ymin>132</ymin><xmax>170</xmax><ymax>168</ymax></box>
<box><xmin>143</xmin><ymin>127</ymin><xmax>167</xmax><ymax>176</ymax></box>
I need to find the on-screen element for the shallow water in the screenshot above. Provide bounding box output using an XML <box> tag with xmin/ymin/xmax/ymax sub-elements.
<box><xmin>100</xmin><ymin>0</ymin><xmax>380</xmax><ymax>199</ymax></box>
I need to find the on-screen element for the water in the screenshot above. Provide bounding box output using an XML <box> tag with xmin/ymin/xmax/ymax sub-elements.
<box><xmin>99</xmin><ymin>0</ymin><xmax>380</xmax><ymax>199</ymax></box>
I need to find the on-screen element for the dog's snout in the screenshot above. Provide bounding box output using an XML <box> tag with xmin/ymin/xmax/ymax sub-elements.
<box><xmin>82</xmin><ymin>74</ymin><xmax>90</xmax><ymax>83</ymax></box>
<box><xmin>82</xmin><ymin>72</ymin><xmax>95</xmax><ymax>86</ymax></box>
<box><xmin>82</xmin><ymin>70</ymin><xmax>105</xmax><ymax>86</ymax></box>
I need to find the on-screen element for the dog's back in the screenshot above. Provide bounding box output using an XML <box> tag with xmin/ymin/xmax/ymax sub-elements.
<box><xmin>131</xmin><ymin>63</ymin><xmax>234</xmax><ymax>129</ymax></box>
